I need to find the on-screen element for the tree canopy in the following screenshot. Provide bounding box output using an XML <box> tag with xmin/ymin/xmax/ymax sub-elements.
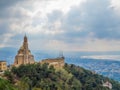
<box><xmin>2</xmin><ymin>63</ymin><xmax>120</xmax><ymax>90</ymax></box>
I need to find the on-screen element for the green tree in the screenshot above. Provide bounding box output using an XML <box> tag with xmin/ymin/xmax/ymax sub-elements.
<box><xmin>17</xmin><ymin>77</ymin><xmax>30</xmax><ymax>90</ymax></box>
<box><xmin>4</xmin><ymin>70</ymin><xmax>14</xmax><ymax>83</ymax></box>
<box><xmin>0</xmin><ymin>78</ymin><xmax>16</xmax><ymax>90</ymax></box>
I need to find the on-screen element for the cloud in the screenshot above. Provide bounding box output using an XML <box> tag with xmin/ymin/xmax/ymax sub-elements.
<box><xmin>110</xmin><ymin>0</ymin><xmax>120</xmax><ymax>15</ymax></box>
<box><xmin>64</xmin><ymin>0</ymin><xmax>120</xmax><ymax>39</ymax></box>
<box><xmin>0</xmin><ymin>0</ymin><xmax>120</xmax><ymax>52</ymax></box>
<box><xmin>47</xmin><ymin>0</ymin><xmax>120</xmax><ymax>41</ymax></box>
<box><xmin>39</xmin><ymin>0</ymin><xmax>120</xmax><ymax>52</ymax></box>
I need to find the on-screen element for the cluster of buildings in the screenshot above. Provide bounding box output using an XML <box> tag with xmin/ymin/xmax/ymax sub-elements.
<box><xmin>0</xmin><ymin>35</ymin><xmax>65</xmax><ymax>72</ymax></box>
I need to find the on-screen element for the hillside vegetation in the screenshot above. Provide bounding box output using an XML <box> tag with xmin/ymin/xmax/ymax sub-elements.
<box><xmin>2</xmin><ymin>63</ymin><xmax>120</xmax><ymax>90</ymax></box>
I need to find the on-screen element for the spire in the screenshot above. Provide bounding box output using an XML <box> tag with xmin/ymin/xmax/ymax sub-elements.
<box><xmin>23</xmin><ymin>34</ymin><xmax>28</xmax><ymax>50</ymax></box>
<box><xmin>24</xmin><ymin>34</ymin><xmax>27</xmax><ymax>42</ymax></box>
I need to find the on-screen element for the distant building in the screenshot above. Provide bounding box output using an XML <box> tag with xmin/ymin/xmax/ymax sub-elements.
<box><xmin>13</xmin><ymin>35</ymin><xmax>35</xmax><ymax>67</ymax></box>
<box><xmin>0</xmin><ymin>61</ymin><xmax>7</xmax><ymax>71</ymax></box>
<box><xmin>103</xmin><ymin>81</ymin><xmax>112</xmax><ymax>89</ymax></box>
<box><xmin>40</xmin><ymin>57</ymin><xmax>65</xmax><ymax>68</ymax></box>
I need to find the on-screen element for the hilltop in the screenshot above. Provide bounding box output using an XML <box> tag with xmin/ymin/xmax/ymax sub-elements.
<box><xmin>2</xmin><ymin>63</ymin><xmax>120</xmax><ymax>90</ymax></box>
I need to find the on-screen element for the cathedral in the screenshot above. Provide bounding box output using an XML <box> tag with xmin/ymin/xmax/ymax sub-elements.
<box><xmin>14</xmin><ymin>35</ymin><xmax>35</xmax><ymax>67</ymax></box>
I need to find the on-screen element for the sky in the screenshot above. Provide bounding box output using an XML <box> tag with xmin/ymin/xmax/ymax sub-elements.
<box><xmin>1</xmin><ymin>0</ymin><xmax>120</xmax><ymax>59</ymax></box>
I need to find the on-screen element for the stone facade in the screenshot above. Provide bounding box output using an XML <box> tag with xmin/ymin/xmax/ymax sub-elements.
<box><xmin>0</xmin><ymin>61</ymin><xmax>7</xmax><ymax>71</ymax></box>
<box><xmin>14</xmin><ymin>35</ymin><xmax>35</xmax><ymax>67</ymax></box>
<box><xmin>40</xmin><ymin>57</ymin><xmax>65</xmax><ymax>68</ymax></box>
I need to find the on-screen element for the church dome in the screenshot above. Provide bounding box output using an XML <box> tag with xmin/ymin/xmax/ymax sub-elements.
<box><xmin>20</xmin><ymin>45</ymin><xmax>24</xmax><ymax>50</ymax></box>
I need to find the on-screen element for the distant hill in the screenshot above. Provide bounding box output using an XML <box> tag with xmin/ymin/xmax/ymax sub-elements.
<box><xmin>3</xmin><ymin>63</ymin><xmax>120</xmax><ymax>90</ymax></box>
